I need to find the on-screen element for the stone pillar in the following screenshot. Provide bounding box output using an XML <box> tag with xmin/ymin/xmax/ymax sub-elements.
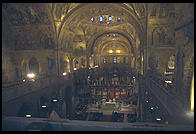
<box><xmin>65</xmin><ymin>87</ymin><xmax>73</xmax><ymax>119</ymax></box>
<box><xmin>70</xmin><ymin>57</ymin><xmax>73</xmax><ymax>73</ymax></box>
<box><xmin>86</xmin><ymin>54</ymin><xmax>89</xmax><ymax>68</ymax></box>
<box><xmin>175</xmin><ymin>47</ymin><xmax>184</xmax><ymax>95</ymax></box>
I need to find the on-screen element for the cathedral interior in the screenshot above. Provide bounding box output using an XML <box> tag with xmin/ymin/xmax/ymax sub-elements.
<box><xmin>2</xmin><ymin>3</ymin><xmax>194</xmax><ymax>131</ymax></box>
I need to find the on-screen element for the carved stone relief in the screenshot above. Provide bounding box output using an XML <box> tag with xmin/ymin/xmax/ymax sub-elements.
<box><xmin>152</xmin><ymin>26</ymin><xmax>174</xmax><ymax>46</ymax></box>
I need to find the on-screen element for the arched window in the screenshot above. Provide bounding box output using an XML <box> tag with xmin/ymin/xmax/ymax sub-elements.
<box><xmin>151</xmin><ymin>6</ymin><xmax>157</xmax><ymax>17</ymax></box>
<box><xmin>117</xmin><ymin>17</ymin><xmax>120</xmax><ymax>22</ymax></box>
<box><xmin>108</xmin><ymin>16</ymin><xmax>112</xmax><ymax>21</ymax></box>
<box><xmin>103</xmin><ymin>57</ymin><xmax>107</xmax><ymax>63</ymax></box>
<box><xmin>91</xmin><ymin>17</ymin><xmax>94</xmax><ymax>22</ymax></box>
<box><xmin>99</xmin><ymin>16</ymin><xmax>104</xmax><ymax>22</ymax></box>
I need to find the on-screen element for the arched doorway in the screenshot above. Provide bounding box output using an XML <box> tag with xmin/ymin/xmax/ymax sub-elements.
<box><xmin>29</xmin><ymin>57</ymin><xmax>39</xmax><ymax>75</ymax></box>
<box><xmin>88</xmin><ymin>32</ymin><xmax>138</xmax><ymax>72</ymax></box>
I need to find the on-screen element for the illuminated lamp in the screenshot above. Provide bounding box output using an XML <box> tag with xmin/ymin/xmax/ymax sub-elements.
<box><xmin>108</xmin><ymin>50</ymin><xmax>113</xmax><ymax>53</ymax></box>
<box><xmin>116</xmin><ymin>50</ymin><xmax>121</xmax><ymax>53</ymax></box>
<box><xmin>41</xmin><ymin>105</ymin><xmax>47</xmax><ymax>108</ymax></box>
<box><xmin>23</xmin><ymin>79</ymin><xmax>26</xmax><ymax>82</ymax></box>
<box><xmin>53</xmin><ymin>99</ymin><xmax>57</xmax><ymax>102</ymax></box>
<box><xmin>26</xmin><ymin>114</ymin><xmax>31</xmax><ymax>118</ymax></box>
<box><xmin>27</xmin><ymin>73</ymin><xmax>35</xmax><ymax>78</ymax></box>
<box><xmin>94</xmin><ymin>65</ymin><xmax>99</xmax><ymax>68</ymax></box>
<box><xmin>165</xmin><ymin>80</ymin><xmax>172</xmax><ymax>84</ymax></box>
<box><xmin>74</xmin><ymin>68</ymin><xmax>77</xmax><ymax>70</ymax></box>
<box><xmin>63</xmin><ymin>72</ymin><xmax>67</xmax><ymax>76</ymax></box>
<box><xmin>156</xmin><ymin>118</ymin><xmax>161</xmax><ymax>121</ymax></box>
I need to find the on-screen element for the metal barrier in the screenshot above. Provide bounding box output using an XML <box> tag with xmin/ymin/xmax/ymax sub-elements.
<box><xmin>2</xmin><ymin>116</ymin><xmax>193</xmax><ymax>131</ymax></box>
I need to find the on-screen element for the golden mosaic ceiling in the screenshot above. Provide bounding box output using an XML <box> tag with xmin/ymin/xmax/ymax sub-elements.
<box><xmin>2</xmin><ymin>3</ymin><xmax>194</xmax><ymax>51</ymax></box>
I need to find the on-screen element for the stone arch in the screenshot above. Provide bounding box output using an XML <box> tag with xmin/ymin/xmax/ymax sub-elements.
<box><xmin>58</xmin><ymin>3</ymin><xmax>145</xmax><ymax>51</ymax></box>
<box><xmin>29</xmin><ymin>57</ymin><xmax>39</xmax><ymax>75</ymax></box>
<box><xmin>58</xmin><ymin>3</ymin><xmax>146</xmax><ymax>73</ymax></box>
<box><xmin>152</xmin><ymin>27</ymin><xmax>172</xmax><ymax>45</ymax></box>
<box><xmin>88</xmin><ymin>31</ymin><xmax>136</xmax><ymax>57</ymax></box>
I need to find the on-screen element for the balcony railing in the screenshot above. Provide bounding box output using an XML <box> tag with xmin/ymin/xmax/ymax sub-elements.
<box><xmin>144</xmin><ymin>77</ymin><xmax>185</xmax><ymax>118</ymax></box>
<box><xmin>2</xmin><ymin>75</ymin><xmax>64</xmax><ymax>103</ymax></box>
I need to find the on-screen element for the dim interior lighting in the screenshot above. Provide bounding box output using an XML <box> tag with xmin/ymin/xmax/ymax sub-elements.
<box><xmin>27</xmin><ymin>73</ymin><xmax>35</xmax><ymax>78</ymax></box>
<box><xmin>116</xmin><ymin>50</ymin><xmax>121</xmax><ymax>53</ymax></box>
<box><xmin>63</xmin><ymin>72</ymin><xmax>67</xmax><ymax>76</ymax></box>
<box><xmin>42</xmin><ymin>105</ymin><xmax>47</xmax><ymax>108</ymax></box>
<box><xmin>26</xmin><ymin>114</ymin><xmax>31</xmax><ymax>118</ymax></box>
<box><xmin>23</xmin><ymin>79</ymin><xmax>26</xmax><ymax>82</ymax></box>
<box><xmin>165</xmin><ymin>80</ymin><xmax>172</xmax><ymax>84</ymax></box>
<box><xmin>53</xmin><ymin>99</ymin><xmax>57</xmax><ymax>102</ymax></box>
<box><xmin>108</xmin><ymin>50</ymin><xmax>113</xmax><ymax>53</ymax></box>
<box><xmin>74</xmin><ymin>68</ymin><xmax>77</xmax><ymax>70</ymax></box>
<box><xmin>156</xmin><ymin>118</ymin><xmax>161</xmax><ymax>121</ymax></box>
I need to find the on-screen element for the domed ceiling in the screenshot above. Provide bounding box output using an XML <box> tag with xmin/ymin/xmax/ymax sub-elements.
<box><xmin>2</xmin><ymin>3</ymin><xmax>193</xmax><ymax>52</ymax></box>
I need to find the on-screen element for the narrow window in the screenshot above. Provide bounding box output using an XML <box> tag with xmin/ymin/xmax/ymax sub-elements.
<box><xmin>91</xmin><ymin>17</ymin><xmax>94</xmax><ymax>22</ymax></box>
<box><xmin>100</xmin><ymin>16</ymin><xmax>104</xmax><ymax>22</ymax></box>
<box><xmin>114</xmin><ymin>57</ymin><xmax>117</xmax><ymax>63</ymax></box>
<box><xmin>108</xmin><ymin>16</ymin><xmax>112</xmax><ymax>21</ymax></box>
<box><xmin>104</xmin><ymin>57</ymin><xmax>107</xmax><ymax>63</ymax></box>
